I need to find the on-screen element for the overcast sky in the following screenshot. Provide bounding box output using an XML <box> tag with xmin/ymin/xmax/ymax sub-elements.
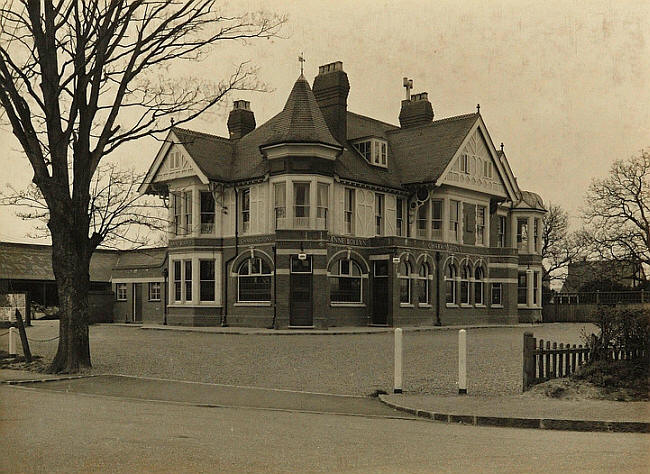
<box><xmin>1</xmin><ymin>0</ymin><xmax>648</xmax><ymax>244</ymax></box>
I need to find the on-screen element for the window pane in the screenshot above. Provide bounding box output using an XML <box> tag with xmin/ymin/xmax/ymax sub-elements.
<box><xmin>400</xmin><ymin>278</ymin><xmax>410</xmax><ymax>303</ymax></box>
<box><xmin>200</xmin><ymin>260</ymin><xmax>215</xmax><ymax>280</ymax></box>
<box><xmin>184</xmin><ymin>260</ymin><xmax>192</xmax><ymax>301</ymax></box>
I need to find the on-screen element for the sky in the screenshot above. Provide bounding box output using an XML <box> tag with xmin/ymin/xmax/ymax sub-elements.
<box><xmin>0</xmin><ymin>0</ymin><xmax>648</xmax><ymax>244</ymax></box>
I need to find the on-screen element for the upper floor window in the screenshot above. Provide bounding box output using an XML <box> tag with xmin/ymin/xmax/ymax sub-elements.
<box><xmin>449</xmin><ymin>200</ymin><xmax>460</xmax><ymax>242</ymax></box>
<box><xmin>431</xmin><ymin>200</ymin><xmax>443</xmax><ymax>240</ymax></box>
<box><xmin>184</xmin><ymin>191</ymin><xmax>193</xmax><ymax>234</ymax></box>
<box><xmin>173</xmin><ymin>192</ymin><xmax>182</xmax><ymax>235</ymax></box>
<box><xmin>517</xmin><ymin>218</ymin><xmax>528</xmax><ymax>251</ymax></box>
<box><xmin>396</xmin><ymin>198</ymin><xmax>404</xmax><ymax>236</ymax></box>
<box><xmin>240</xmin><ymin>188</ymin><xmax>250</xmax><ymax>234</ymax></box>
<box><xmin>274</xmin><ymin>182</ymin><xmax>286</xmax><ymax>229</ymax></box>
<box><xmin>294</xmin><ymin>182</ymin><xmax>310</xmax><ymax>223</ymax></box>
<box><xmin>344</xmin><ymin>188</ymin><xmax>355</xmax><ymax>235</ymax></box>
<box><xmin>417</xmin><ymin>202</ymin><xmax>427</xmax><ymax>239</ymax></box>
<box><xmin>476</xmin><ymin>206</ymin><xmax>486</xmax><ymax>245</ymax></box>
<box><xmin>353</xmin><ymin>139</ymin><xmax>388</xmax><ymax>168</ymax></box>
<box><xmin>200</xmin><ymin>191</ymin><xmax>215</xmax><ymax>234</ymax></box>
<box><xmin>483</xmin><ymin>160</ymin><xmax>492</xmax><ymax>179</ymax></box>
<box><xmin>497</xmin><ymin>216</ymin><xmax>506</xmax><ymax>247</ymax></box>
<box><xmin>375</xmin><ymin>193</ymin><xmax>384</xmax><ymax>235</ymax></box>
<box><xmin>533</xmin><ymin>219</ymin><xmax>539</xmax><ymax>252</ymax></box>
<box><xmin>317</xmin><ymin>183</ymin><xmax>329</xmax><ymax>226</ymax></box>
<box><xmin>459</xmin><ymin>154</ymin><xmax>470</xmax><ymax>174</ymax></box>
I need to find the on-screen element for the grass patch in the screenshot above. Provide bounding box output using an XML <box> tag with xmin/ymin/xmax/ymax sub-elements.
<box><xmin>572</xmin><ymin>357</ymin><xmax>649</xmax><ymax>401</ymax></box>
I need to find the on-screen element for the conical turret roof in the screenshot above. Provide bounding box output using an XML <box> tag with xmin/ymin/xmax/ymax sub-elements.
<box><xmin>262</xmin><ymin>75</ymin><xmax>342</xmax><ymax>148</ymax></box>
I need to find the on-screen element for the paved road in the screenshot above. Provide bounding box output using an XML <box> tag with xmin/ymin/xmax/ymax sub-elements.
<box><xmin>1</xmin><ymin>383</ymin><xmax>648</xmax><ymax>473</ymax></box>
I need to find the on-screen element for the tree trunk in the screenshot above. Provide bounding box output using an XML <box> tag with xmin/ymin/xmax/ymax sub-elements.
<box><xmin>47</xmin><ymin>218</ymin><xmax>92</xmax><ymax>373</ymax></box>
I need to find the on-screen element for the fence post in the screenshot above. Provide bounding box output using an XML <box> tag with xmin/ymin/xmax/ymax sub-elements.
<box><xmin>394</xmin><ymin>328</ymin><xmax>403</xmax><ymax>394</ymax></box>
<box><xmin>15</xmin><ymin>310</ymin><xmax>31</xmax><ymax>362</ymax></box>
<box><xmin>522</xmin><ymin>332</ymin><xmax>536</xmax><ymax>391</ymax></box>
<box><xmin>8</xmin><ymin>326</ymin><xmax>17</xmax><ymax>356</ymax></box>
<box><xmin>458</xmin><ymin>329</ymin><xmax>467</xmax><ymax>394</ymax></box>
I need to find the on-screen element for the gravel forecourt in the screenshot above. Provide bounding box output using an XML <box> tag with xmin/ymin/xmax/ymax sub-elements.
<box><xmin>4</xmin><ymin>321</ymin><xmax>595</xmax><ymax>396</ymax></box>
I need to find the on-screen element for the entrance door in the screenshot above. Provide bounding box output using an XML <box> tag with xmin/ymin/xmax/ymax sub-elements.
<box><xmin>290</xmin><ymin>256</ymin><xmax>313</xmax><ymax>326</ymax></box>
<box><xmin>372</xmin><ymin>260</ymin><xmax>389</xmax><ymax>325</ymax></box>
<box><xmin>132</xmin><ymin>283</ymin><xmax>143</xmax><ymax>323</ymax></box>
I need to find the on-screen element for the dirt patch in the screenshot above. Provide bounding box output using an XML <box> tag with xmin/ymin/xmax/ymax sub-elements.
<box><xmin>524</xmin><ymin>377</ymin><xmax>649</xmax><ymax>402</ymax></box>
<box><xmin>0</xmin><ymin>351</ymin><xmax>49</xmax><ymax>372</ymax></box>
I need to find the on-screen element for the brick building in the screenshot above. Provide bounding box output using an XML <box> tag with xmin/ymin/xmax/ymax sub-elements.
<box><xmin>126</xmin><ymin>60</ymin><xmax>546</xmax><ymax>328</ymax></box>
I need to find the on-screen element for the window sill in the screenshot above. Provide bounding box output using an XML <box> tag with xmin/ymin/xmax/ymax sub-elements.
<box><xmin>460</xmin><ymin>304</ymin><xmax>472</xmax><ymax>308</ymax></box>
<box><xmin>331</xmin><ymin>303</ymin><xmax>365</xmax><ymax>307</ymax></box>
<box><xmin>400</xmin><ymin>303</ymin><xmax>414</xmax><ymax>308</ymax></box>
<box><xmin>235</xmin><ymin>301</ymin><xmax>271</xmax><ymax>307</ymax></box>
<box><xmin>148</xmin><ymin>299</ymin><xmax>161</xmax><ymax>302</ymax></box>
<box><xmin>474</xmin><ymin>304</ymin><xmax>486</xmax><ymax>308</ymax></box>
<box><xmin>446</xmin><ymin>303</ymin><xmax>458</xmax><ymax>308</ymax></box>
<box><xmin>116</xmin><ymin>299</ymin><xmax>127</xmax><ymax>302</ymax></box>
<box><xmin>168</xmin><ymin>303</ymin><xmax>222</xmax><ymax>308</ymax></box>
<box><xmin>491</xmin><ymin>304</ymin><xmax>504</xmax><ymax>308</ymax></box>
<box><xmin>418</xmin><ymin>304</ymin><xmax>432</xmax><ymax>308</ymax></box>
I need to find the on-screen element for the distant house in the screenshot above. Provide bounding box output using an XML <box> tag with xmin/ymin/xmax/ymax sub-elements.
<box><xmin>560</xmin><ymin>260</ymin><xmax>645</xmax><ymax>293</ymax></box>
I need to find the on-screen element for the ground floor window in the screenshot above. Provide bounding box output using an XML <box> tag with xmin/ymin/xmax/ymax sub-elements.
<box><xmin>518</xmin><ymin>272</ymin><xmax>528</xmax><ymax>305</ymax></box>
<box><xmin>174</xmin><ymin>261</ymin><xmax>182</xmax><ymax>302</ymax></box>
<box><xmin>184</xmin><ymin>260</ymin><xmax>193</xmax><ymax>302</ymax></box>
<box><xmin>237</xmin><ymin>257</ymin><xmax>271</xmax><ymax>302</ymax></box>
<box><xmin>399</xmin><ymin>260</ymin><xmax>412</xmax><ymax>304</ymax></box>
<box><xmin>533</xmin><ymin>271</ymin><xmax>539</xmax><ymax>305</ymax></box>
<box><xmin>474</xmin><ymin>266</ymin><xmax>485</xmax><ymax>305</ymax></box>
<box><xmin>148</xmin><ymin>282</ymin><xmax>161</xmax><ymax>301</ymax></box>
<box><xmin>417</xmin><ymin>262</ymin><xmax>430</xmax><ymax>305</ymax></box>
<box><xmin>116</xmin><ymin>283</ymin><xmax>127</xmax><ymax>301</ymax></box>
<box><xmin>200</xmin><ymin>260</ymin><xmax>216</xmax><ymax>301</ymax></box>
<box><xmin>330</xmin><ymin>258</ymin><xmax>363</xmax><ymax>303</ymax></box>
<box><xmin>460</xmin><ymin>262</ymin><xmax>471</xmax><ymax>305</ymax></box>
<box><xmin>445</xmin><ymin>262</ymin><xmax>457</xmax><ymax>304</ymax></box>
<box><xmin>491</xmin><ymin>283</ymin><xmax>502</xmax><ymax>306</ymax></box>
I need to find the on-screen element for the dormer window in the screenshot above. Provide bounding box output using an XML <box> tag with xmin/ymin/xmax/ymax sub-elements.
<box><xmin>353</xmin><ymin>138</ymin><xmax>388</xmax><ymax>168</ymax></box>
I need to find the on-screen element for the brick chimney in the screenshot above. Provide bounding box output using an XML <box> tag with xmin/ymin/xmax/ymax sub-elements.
<box><xmin>399</xmin><ymin>92</ymin><xmax>434</xmax><ymax>128</ymax></box>
<box><xmin>227</xmin><ymin>100</ymin><xmax>256</xmax><ymax>139</ymax></box>
<box><xmin>312</xmin><ymin>61</ymin><xmax>350</xmax><ymax>144</ymax></box>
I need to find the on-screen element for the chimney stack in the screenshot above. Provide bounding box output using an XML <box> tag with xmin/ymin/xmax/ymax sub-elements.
<box><xmin>399</xmin><ymin>90</ymin><xmax>434</xmax><ymax>128</ymax></box>
<box><xmin>312</xmin><ymin>61</ymin><xmax>350</xmax><ymax>144</ymax></box>
<box><xmin>227</xmin><ymin>100</ymin><xmax>256</xmax><ymax>139</ymax></box>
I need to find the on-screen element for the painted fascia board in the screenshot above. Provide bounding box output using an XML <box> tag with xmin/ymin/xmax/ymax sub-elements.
<box><xmin>435</xmin><ymin>117</ymin><xmax>516</xmax><ymax>201</ymax></box>
<box><xmin>138</xmin><ymin>130</ymin><xmax>210</xmax><ymax>195</ymax></box>
<box><xmin>474</xmin><ymin>115</ymin><xmax>518</xmax><ymax>200</ymax></box>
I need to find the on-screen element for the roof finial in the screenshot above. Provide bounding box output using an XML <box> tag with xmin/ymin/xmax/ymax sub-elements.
<box><xmin>476</xmin><ymin>103</ymin><xmax>480</xmax><ymax>113</ymax></box>
<box><xmin>298</xmin><ymin>52</ymin><xmax>305</xmax><ymax>76</ymax></box>
<box><xmin>500</xmin><ymin>142</ymin><xmax>504</xmax><ymax>152</ymax></box>
<box><xmin>170</xmin><ymin>117</ymin><xmax>175</xmax><ymax>127</ymax></box>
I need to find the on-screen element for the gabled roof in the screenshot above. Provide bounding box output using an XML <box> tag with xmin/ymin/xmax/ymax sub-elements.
<box><xmin>113</xmin><ymin>247</ymin><xmax>167</xmax><ymax>270</ymax></box>
<box><xmin>386</xmin><ymin>113</ymin><xmax>479</xmax><ymax>185</ymax></box>
<box><xmin>0</xmin><ymin>242</ymin><xmax>117</xmax><ymax>282</ymax></box>
<box><xmin>170</xmin><ymin>128</ymin><xmax>233</xmax><ymax>182</ymax></box>
<box><xmin>262</xmin><ymin>75</ymin><xmax>341</xmax><ymax>148</ymax></box>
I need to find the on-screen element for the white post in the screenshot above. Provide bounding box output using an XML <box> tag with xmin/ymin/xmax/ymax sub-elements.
<box><xmin>394</xmin><ymin>328</ymin><xmax>403</xmax><ymax>394</ymax></box>
<box><xmin>458</xmin><ymin>329</ymin><xmax>467</xmax><ymax>394</ymax></box>
<box><xmin>8</xmin><ymin>326</ymin><xmax>17</xmax><ymax>356</ymax></box>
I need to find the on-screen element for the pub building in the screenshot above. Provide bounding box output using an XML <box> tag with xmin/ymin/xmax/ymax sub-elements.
<box><xmin>122</xmin><ymin>60</ymin><xmax>546</xmax><ymax>328</ymax></box>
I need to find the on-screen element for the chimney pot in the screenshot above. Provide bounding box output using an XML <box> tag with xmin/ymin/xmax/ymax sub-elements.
<box><xmin>313</xmin><ymin>60</ymin><xmax>350</xmax><ymax>144</ymax></box>
<box><xmin>228</xmin><ymin>100</ymin><xmax>255</xmax><ymax>139</ymax></box>
<box><xmin>399</xmin><ymin>91</ymin><xmax>434</xmax><ymax>128</ymax></box>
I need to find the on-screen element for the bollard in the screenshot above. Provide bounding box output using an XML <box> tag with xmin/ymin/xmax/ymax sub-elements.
<box><xmin>394</xmin><ymin>328</ymin><xmax>403</xmax><ymax>394</ymax></box>
<box><xmin>8</xmin><ymin>326</ymin><xmax>17</xmax><ymax>356</ymax></box>
<box><xmin>458</xmin><ymin>329</ymin><xmax>467</xmax><ymax>395</ymax></box>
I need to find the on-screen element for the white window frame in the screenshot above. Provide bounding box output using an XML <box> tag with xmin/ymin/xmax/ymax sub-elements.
<box><xmin>460</xmin><ymin>263</ymin><xmax>471</xmax><ymax>306</ymax></box>
<box><xmin>116</xmin><ymin>283</ymin><xmax>127</xmax><ymax>301</ymax></box>
<box><xmin>491</xmin><ymin>282</ymin><xmax>503</xmax><ymax>307</ymax></box>
<box><xmin>344</xmin><ymin>188</ymin><xmax>355</xmax><ymax>235</ymax></box>
<box><xmin>237</xmin><ymin>257</ymin><xmax>272</xmax><ymax>304</ymax></box>
<box><xmin>240</xmin><ymin>188</ymin><xmax>251</xmax><ymax>234</ymax></box>
<box><xmin>399</xmin><ymin>260</ymin><xmax>412</xmax><ymax>306</ymax></box>
<box><xmin>417</xmin><ymin>262</ymin><xmax>432</xmax><ymax>307</ymax></box>
<box><xmin>148</xmin><ymin>282</ymin><xmax>161</xmax><ymax>302</ymax></box>
<box><xmin>449</xmin><ymin>200</ymin><xmax>460</xmax><ymax>242</ymax></box>
<box><xmin>476</xmin><ymin>206</ymin><xmax>486</xmax><ymax>245</ymax></box>
<box><xmin>169</xmin><ymin>253</ymin><xmax>222</xmax><ymax>307</ymax></box>
<box><xmin>474</xmin><ymin>266</ymin><xmax>485</xmax><ymax>306</ymax></box>
<box><xmin>375</xmin><ymin>193</ymin><xmax>384</xmax><ymax>236</ymax></box>
<box><xmin>445</xmin><ymin>262</ymin><xmax>458</xmax><ymax>306</ymax></box>
<box><xmin>200</xmin><ymin>191</ymin><xmax>215</xmax><ymax>235</ymax></box>
<box><xmin>329</xmin><ymin>258</ymin><xmax>363</xmax><ymax>305</ymax></box>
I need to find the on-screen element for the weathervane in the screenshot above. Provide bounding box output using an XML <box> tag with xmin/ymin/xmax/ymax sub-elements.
<box><xmin>298</xmin><ymin>52</ymin><xmax>305</xmax><ymax>75</ymax></box>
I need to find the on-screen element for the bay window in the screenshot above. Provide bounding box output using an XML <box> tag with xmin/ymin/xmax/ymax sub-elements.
<box><xmin>200</xmin><ymin>191</ymin><xmax>215</xmax><ymax>234</ymax></box>
<box><xmin>431</xmin><ymin>199</ymin><xmax>442</xmax><ymax>240</ymax></box>
<box><xmin>173</xmin><ymin>192</ymin><xmax>182</xmax><ymax>235</ymax></box>
<box><xmin>517</xmin><ymin>218</ymin><xmax>528</xmax><ymax>251</ymax></box>
<box><xmin>184</xmin><ymin>191</ymin><xmax>192</xmax><ymax>234</ymax></box>
<box><xmin>274</xmin><ymin>182</ymin><xmax>286</xmax><ymax>229</ymax></box>
<box><xmin>317</xmin><ymin>183</ymin><xmax>329</xmax><ymax>230</ymax></box>
<box><xmin>449</xmin><ymin>200</ymin><xmax>460</xmax><ymax>242</ymax></box>
<box><xmin>294</xmin><ymin>182</ymin><xmax>310</xmax><ymax>227</ymax></box>
<box><xmin>417</xmin><ymin>203</ymin><xmax>427</xmax><ymax>238</ymax></box>
<box><xmin>476</xmin><ymin>206</ymin><xmax>486</xmax><ymax>245</ymax></box>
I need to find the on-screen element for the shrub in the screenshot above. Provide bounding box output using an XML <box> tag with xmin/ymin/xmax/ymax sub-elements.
<box><xmin>586</xmin><ymin>306</ymin><xmax>650</xmax><ymax>360</ymax></box>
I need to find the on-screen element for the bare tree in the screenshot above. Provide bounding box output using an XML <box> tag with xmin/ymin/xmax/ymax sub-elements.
<box><xmin>0</xmin><ymin>1</ymin><xmax>285</xmax><ymax>372</ymax></box>
<box><xmin>541</xmin><ymin>203</ymin><xmax>583</xmax><ymax>285</ymax></box>
<box><xmin>581</xmin><ymin>150</ymin><xmax>650</xmax><ymax>268</ymax></box>
<box><xmin>1</xmin><ymin>162</ymin><xmax>168</xmax><ymax>249</ymax></box>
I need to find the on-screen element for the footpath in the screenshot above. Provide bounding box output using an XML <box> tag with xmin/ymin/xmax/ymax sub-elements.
<box><xmin>2</xmin><ymin>369</ymin><xmax>648</xmax><ymax>432</ymax></box>
<box><xmin>380</xmin><ymin>393</ymin><xmax>650</xmax><ymax>433</ymax></box>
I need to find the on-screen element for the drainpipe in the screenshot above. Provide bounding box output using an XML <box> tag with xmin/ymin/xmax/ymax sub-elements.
<box><xmin>162</xmin><ymin>267</ymin><xmax>168</xmax><ymax>325</ymax></box>
<box><xmin>221</xmin><ymin>186</ymin><xmax>239</xmax><ymax>327</ymax></box>
<box><xmin>269</xmin><ymin>245</ymin><xmax>277</xmax><ymax>329</ymax></box>
<box><xmin>435</xmin><ymin>251</ymin><xmax>442</xmax><ymax>326</ymax></box>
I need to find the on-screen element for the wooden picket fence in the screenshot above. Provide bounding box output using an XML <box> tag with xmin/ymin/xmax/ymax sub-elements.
<box><xmin>521</xmin><ymin>332</ymin><xmax>646</xmax><ymax>390</ymax></box>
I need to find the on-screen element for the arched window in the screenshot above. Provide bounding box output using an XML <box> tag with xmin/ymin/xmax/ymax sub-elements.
<box><xmin>238</xmin><ymin>257</ymin><xmax>272</xmax><ymax>302</ymax></box>
<box><xmin>445</xmin><ymin>261</ymin><xmax>457</xmax><ymax>304</ymax></box>
<box><xmin>330</xmin><ymin>258</ymin><xmax>363</xmax><ymax>303</ymax></box>
<box><xmin>474</xmin><ymin>266</ymin><xmax>485</xmax><ymax>305</ymax></box>
<box><xmin>399</xmin><ymin>260</ymin><xmax>412</xmax><ymax>304</ymax></box>
<box><xmin>460</xmin><ymin>262</ymin><xmax>471</xmax><ymax>305</ymax></box>
<box><xmin>417</xmin><ymin>262</ymin><xmax>430</xmax><ymax>305</ymax></box>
